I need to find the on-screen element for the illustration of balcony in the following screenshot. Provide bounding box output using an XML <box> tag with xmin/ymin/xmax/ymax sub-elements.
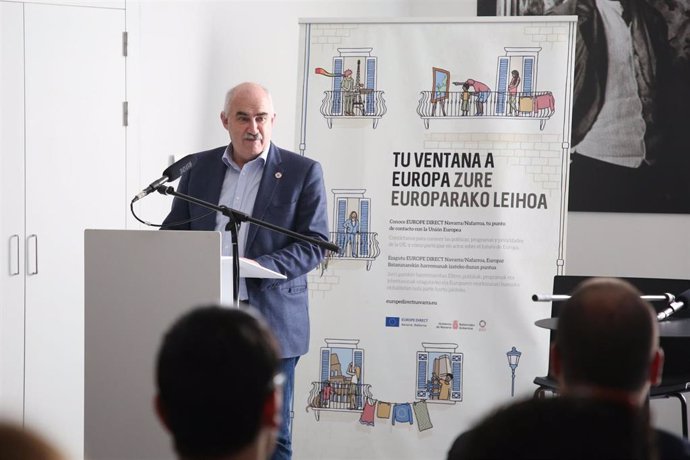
<box><xmin>306</xmin><ymin>381</ymin><xmax>374</xmax><ymax>421</ymax></box>
<box><xmin>320</xmin><ymin>90</ymin><xmax>387</xmax><ymax>129</ymax></box>
<box><xmin>324</xmin><ymin>230</ymin><xmax>381</xmax><ymax>271</ymax></box>
<box><xmin>417</xmin><ymin>89</ymin><xmax>554</xmax><ymax>130</ymax></box>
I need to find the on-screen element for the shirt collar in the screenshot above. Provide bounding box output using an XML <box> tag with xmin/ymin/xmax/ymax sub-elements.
<box><xmin>222</xmin><ymin>143</ymin><xmax>270</xmax><ymax>170</ymax></box>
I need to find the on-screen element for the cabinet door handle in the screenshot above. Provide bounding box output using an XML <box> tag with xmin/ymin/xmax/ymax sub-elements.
<box><xmin>27</xmin><ymin>234</ymin><xmax>38</xmax><ymax>275</ymax></box>
<box><xmin>9</xmin><ymin>234</ymin><xmax>20</xmax><ymax>276</ymax></box>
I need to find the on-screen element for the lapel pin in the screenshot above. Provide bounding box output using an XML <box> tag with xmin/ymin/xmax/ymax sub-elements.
<box><xmin>275</xmin><ymin>172</ymin><xmax>283</xmax><ymax>179</ymax></box>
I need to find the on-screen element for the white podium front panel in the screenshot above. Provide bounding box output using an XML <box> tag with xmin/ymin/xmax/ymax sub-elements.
<box><xmin>84</xmin><ymin>229</ymin><xmax>223</xmax><ymax>459</ymax></box>
<box><xmin>84</xmin><ymin>229</ymin><xmax>287</xmax><ymax>459</ymax></box>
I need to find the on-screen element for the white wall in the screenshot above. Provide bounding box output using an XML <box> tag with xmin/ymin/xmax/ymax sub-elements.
<box><xmin>566</xmin><ymin>213</ymin><xmax>690</xmax><ymax>278</ymax></box>
<box><xmin>126</xmin><ymin>0</ymin><xmax>477</xmax><ymax>226</ymax></box>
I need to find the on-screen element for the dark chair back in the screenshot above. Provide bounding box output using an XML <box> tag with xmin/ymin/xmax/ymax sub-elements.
<box><xmin>541</xmin><ymin>276</ymin><xmax>690</xmax><ymax>391</ymax></box>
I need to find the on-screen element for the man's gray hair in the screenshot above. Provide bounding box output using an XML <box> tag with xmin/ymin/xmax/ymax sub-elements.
<box><xmin>222</xmin><ymin>82</ymin><xmax>274</xmax><ymax>114</ymax></box>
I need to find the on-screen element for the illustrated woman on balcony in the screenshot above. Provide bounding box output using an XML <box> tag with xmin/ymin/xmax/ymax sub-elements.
<box><xmin>439</xmin><ymin>373</ymin><xmax>453</xmax><ymax>400</ymax></box>
<box><xmin>347</xmin><ymin>362</ymin><xmax>361</xmax><ymax>409</ymax></box>
<box><xmin>342</xmin><ymin>211</ymin><xmax>359</xmax><ymax>257</ymax></box>
<box><xmin>508</xmin><ymin>70</ymin><xmax>521</xmax><ymax>115</ymax></box>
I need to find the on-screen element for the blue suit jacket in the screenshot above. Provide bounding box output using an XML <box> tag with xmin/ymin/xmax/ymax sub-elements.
<box><xmin>162</xmin><ymin>143</ymin><xmax>329</xmax><ymax>358</ymax></box>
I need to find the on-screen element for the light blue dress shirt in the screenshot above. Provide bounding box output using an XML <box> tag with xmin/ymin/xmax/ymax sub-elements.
<box><xmin>214</xmin><ymin>143</ymin><xmax>268</xmax><ymax>300</ymax></box>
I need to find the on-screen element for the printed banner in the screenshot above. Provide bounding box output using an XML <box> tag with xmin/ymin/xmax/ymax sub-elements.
<box><xmin>294</xmin><ymin>17</ymin><xmax>576</xmax><ymax>459</ymax></box>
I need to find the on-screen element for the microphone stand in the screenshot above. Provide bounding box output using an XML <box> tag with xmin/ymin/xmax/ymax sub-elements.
<box><xmin>156</xmin><ymin>184</ymin><xmax>339</xmax><ymax>308</ymax></box>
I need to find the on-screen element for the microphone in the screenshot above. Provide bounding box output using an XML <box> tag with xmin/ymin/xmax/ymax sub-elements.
<box><xmin>132</xmin><ymin>154</ymin><xmax>197</xmax><ymax>203</ymax></box>
<box><xmin>531</xmin><ymin>294</ymin><xmax>571</xmax><ymax>302</ymax></box>
<box><xmin>657</xmin><ymin>289</ymin><xmax>690</xmax><ymax>321</ymax></box>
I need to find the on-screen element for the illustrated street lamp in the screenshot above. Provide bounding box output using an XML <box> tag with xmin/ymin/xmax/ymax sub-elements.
<box><xmin>506</xmin><ymin>346</ymin><xmax>522</xmax><ymax>397</ymax></box>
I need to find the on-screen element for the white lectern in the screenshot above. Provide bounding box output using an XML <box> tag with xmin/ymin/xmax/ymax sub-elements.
<box><xmin>83</xmin><ymin>229</ymin><xmax>284</xmax><ymax>460</ymax></box>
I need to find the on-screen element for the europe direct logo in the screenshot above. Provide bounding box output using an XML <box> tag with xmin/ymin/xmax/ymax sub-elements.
<box><xmin>385</xmin><ymin>316</ymin><xmax>400</xmax><ymax>327</ymax></box>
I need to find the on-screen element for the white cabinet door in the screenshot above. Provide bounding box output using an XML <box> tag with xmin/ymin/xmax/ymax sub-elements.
<box><xmin>22</xmin><ymin>4</ymin><xmax>126</xmax><ymax>458</ymax></box>
<box><xmin>0</xmin><ymin>1</ymin><xmax>28</xmax><ymax>423</ymax></box>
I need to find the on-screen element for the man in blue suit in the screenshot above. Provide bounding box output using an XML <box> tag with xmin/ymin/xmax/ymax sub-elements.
<box><xmin>162</xmin><ymin>82</ymin><xmax>329</xmax><ymax>460</ymax></box>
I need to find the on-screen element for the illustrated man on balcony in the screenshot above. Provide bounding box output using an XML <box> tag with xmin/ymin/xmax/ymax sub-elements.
<box><xmin>453</xmin><ymin>79</ymin><xmax>491</xmax><ymax>115</ymax></box>
<box><xmin>341</xmin><ymin>69</ymin><xmax>357</xmax><ymax>116</ymax></box>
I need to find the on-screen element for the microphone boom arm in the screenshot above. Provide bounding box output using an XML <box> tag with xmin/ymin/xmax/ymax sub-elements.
<box><xmin>156</xmin><ymin>184</ymin><xmax>340</xmax><ymax>307</ymax></box>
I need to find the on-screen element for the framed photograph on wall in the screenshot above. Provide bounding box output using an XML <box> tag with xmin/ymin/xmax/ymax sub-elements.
<box><xmin>480</xmin><ymin>0</ymin><xmax>690</xmax><ymax>214</ymax></box>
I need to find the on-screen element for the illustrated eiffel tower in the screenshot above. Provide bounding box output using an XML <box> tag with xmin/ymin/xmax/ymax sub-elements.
<box><xmin>353</xmin><ymin>59</ymin><xmax>364</xmax><ymax>115</ymax></box>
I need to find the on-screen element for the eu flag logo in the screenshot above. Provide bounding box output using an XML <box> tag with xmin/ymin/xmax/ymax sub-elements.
<box><xmin>385</xmin><ymin>316</ymin><xmax>400</xmax><ymax>327</ymax></box>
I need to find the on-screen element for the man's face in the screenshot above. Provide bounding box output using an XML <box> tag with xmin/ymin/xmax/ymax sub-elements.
<box><xmin>221</xmin><ymin>84</ymin><xmax>275</xmax><ymax>167</ymax></box>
